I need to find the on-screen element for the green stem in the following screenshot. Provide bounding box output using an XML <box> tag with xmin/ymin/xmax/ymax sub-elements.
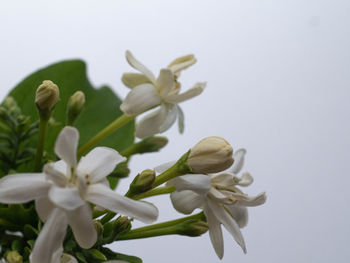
<box><xmin>126</xmin><ymin>212</ymin><xmax>205</xmax><ymax>234</ymax></box>
<box><xmin>100</xmin><ymin>212</ymin><xmax>116</xmax><ymax>224</ymax></box>
<box><xmin>152</xmin><ymin>150</ymin><xmax>191</xmax><ymax>188</ymax></box>
<box><xmin>33</xmin><ymin>118</ymin><xmax>48</xmax><ymax>172</ymax></box>
<box><xmin>120</xmin><ymin>144</ymin><xmax>136</xmax><ymax>158</ymax></box>
<box><xmin>117</xmin><ymin>212</ymin><xmax>205</xmax><ymax>240</ymax></box>
<box><xmin>78</xmin><ymin>114</ymin><xmax>135</xmax><ymax>157</ymax></box>
<box><xmin>131</xmin><ymin>186</ymin><xmax>176</xmax><ymax>200</ymax></box>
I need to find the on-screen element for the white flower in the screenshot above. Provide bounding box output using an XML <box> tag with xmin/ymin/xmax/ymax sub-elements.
<box><xmin>120</xmin><ymin>50</ymin><xmax>205</xmax><ymax>138</ymax></box>
<box><xmin>0</xmin><ymin>126</ymin><xmax>159</xmax><ymax>263</ymax></box>
<box><xmin>166</xmin><ymin>149</ymin><xmax>266</xmax><ymax>259</ymax></box>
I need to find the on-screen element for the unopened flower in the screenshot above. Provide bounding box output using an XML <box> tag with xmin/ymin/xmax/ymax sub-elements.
<box><xmin>167</xmin><ymin>149</ymin><xmax>266</xmax><ymax>259</ymax></box>
<box><xmin>67</xmin><ymin>91</ymin><xmax>85</xmax><ymax>125</ymax></box>
<box><xmin>35</xmin><ymin>80</ymin><xmax>59</xmax><ymax>111</ymax></box>
<box><xmin>0</xmin><ymin>127</ymin><xmax>158</xmax><ymax>263</ymax></box>
<box><xmin>188</xmin><ymin>136</ymin><xmax>234</xmax><ymax>174</ymax></box>
<box><xmin>120</xmin><ymin>51</ymin><xmax>205</xmax><ymax>138</ymax></box>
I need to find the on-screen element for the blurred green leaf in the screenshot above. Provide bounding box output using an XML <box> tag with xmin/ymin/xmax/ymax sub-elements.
<box><xmin>7</xmin><ymin>60</ymin><xmax>134</xmax><ymax>157</ymax></box>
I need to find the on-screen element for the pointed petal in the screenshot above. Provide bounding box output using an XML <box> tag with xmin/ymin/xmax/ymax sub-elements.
<box><xmin>236</xmin><ymin>192</ymin><xmax>267</xmax><ymax>207</ymax></box>
<box><xmin>0</xmin><ymin>173</ymin><xmax>50</xmax><ymax>203</ymax></box>
<box><xmin>120</xmin><ymin>84</ymin><xmax>161</xmax><ymax>116</ymax></box>
<box><xmin>30</xmin><ymin>208</ymin><xmax>68</xmax><ymax>263</ymax></box>
<box><xmin>170</xmin><ymin>190</ymin><xmax>205</xmax><ymax>214</ymax></box>
<box><xmin>167</xmin><ymin>54</ymin><xmax>197</xmax><ymax>76</ymax></box>
<box><xmin>77</xmin><ymin>147</ymin><xmax>126</xmax><ymax>183</ymax></box>
<box><xmin>168</xmin><ymin>174</ymin><xmax>211</xmax><ymax>195</ymax></box>
<box><xmin>157</xmin><ymin>69</ymin><xmax>175</xmax><ymax>96</ymax></box>
<box><xmin>55</xmin><ymin>127</ymin><xmax>79</xmax><ymax>168</ymax></box>
<box><xmin>43</xmin><ymin>161</ymin><xmax>68</xmax><ymax>187</ymax></box>
<box><xmin>211</xmin><ymin>173</ymin><xmax>235</xmax><ymax>188</ymax></box>
<box><xmin>49</xmin><ymin>186</ymin><xmax>85</xmax><ymax>211</ymax></box>
<box><xmin>231</xmin><ymin>148</ymin><xmax>246</xmax><ymax>174</ymax></box>
<box><xmin>35</xmin><ymin>197</ymin><xmax>55</xmax><ymax>222</ymax></box>
<box><xmin>125</xmin><ymin>50</ymin><xmax>156</xmax><ymax>83</ymax></box>
<box><xmin>235</xmin><ymin>172</ymin><xmax>253</xmax><ymax>187</ymax></box>
<box><xmin>203</xmin><ymin>205</ymin><xmax>224</xmax><ymax>259</ymax></box>
<box><xmin>67</xmin><ymin>203</ymin><xmax>97</xmax><ymax>249</ymax></box>
<box><xmin>135</xmin><ymin>104</ymin><xmax>168</xmax><ymax>138</ymax></box>
<box><xmin>159</xmin><ymin>105</ymin><xmax>177</xmax><ymax>133</ymax></box>
<box><xmin>86</xmin><ymin>184</ymin><xmax>158</xmax><ymax>223</ymax></box>
<box><xmin>226</xmin><ymin>205</ymin><xmax>248</xmax><ymax>228</ymax></box>
<box><xmin>177</xmin><ymin>105</ymin><xmax>184</xmax><ymax>133</ymax></box>
<box><xmin>154</xmin><ymin>161</ymin><xmax>176</xmax><ymax>174</ymax></box>
<box><xmin>207</xmin><ymin>198</ymin><xmax>246</xmax><ymax>253</ymax></box>
<box><xmin>121</xmin><ymin>73</ymin><xmax>152</xmax><ymax>89</ymax></box>
<box><xmin>165</xmin><ymin>82</ymin><xmax>205</xmax><ymax>103</ymax></box>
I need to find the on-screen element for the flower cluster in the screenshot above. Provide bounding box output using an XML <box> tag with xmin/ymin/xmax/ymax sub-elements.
<box><xmin>0</xmin><ymin>51</ymin><xmax>265</xmax><ymax>263</ymax></box>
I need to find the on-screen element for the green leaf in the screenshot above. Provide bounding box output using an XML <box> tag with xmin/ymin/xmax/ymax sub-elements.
<box><xmin>7</xmin><ymin>60</ymin><xmax>134</xmax><ymax>157</ymax></box>
<box><xmin>101</xmin><ymin>247</ymin><xmax>142</xmax><ymax>263</ymax></box>
<box><xmin>0</xmin><ymin>205</ymin><xmax>37</xmax><ymax>231</ymax></box>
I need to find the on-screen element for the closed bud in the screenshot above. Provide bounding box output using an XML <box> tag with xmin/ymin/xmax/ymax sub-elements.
<box><xmin>114</xmin><ymin>216</ymin><xmax>132</xmax><ymax>234</ymax></box>
<box><xmin>128</xmin><ymin>169</ymin><xmax>156</xmax><ymax>195</ymax></box>
<box><xmin>188</xmin><ymin>136</ymin><xmax>234</xmax><ymax>174</ymax></box>
<box><xmin>6</xmin><ymin>251</ymin><xmax>23</xmax><ymax>263</ymax></box>
<box><xmin>177</xmin><ymin>219</ymin><xmax>209</xmax><ymax>237</ymax></box>
<box><xmin>67</xmin><ymin>91</ymin><xmax>85</xmax><ymax>125</ymax></box>
<box><xmin>93</xmin><ymin>220</ymin><xmax>103</xmax><ymax>238</ymax></box>
<box><xmin>35</xmin><ymin>80</ymin><xmax>59</xmax><ymax>120</ymax></box>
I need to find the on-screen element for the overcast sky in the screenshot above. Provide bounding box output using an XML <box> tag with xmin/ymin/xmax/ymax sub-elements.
<box><xmin>1</xmin><ymin>1</ymin><xmax>350</xmax><ymax>262</ymax></box>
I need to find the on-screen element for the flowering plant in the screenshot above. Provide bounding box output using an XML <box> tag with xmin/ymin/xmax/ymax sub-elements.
<box><xmin>0</xmin><ymin>51</ymin><xmax>266</xmax><ymax>263</ymax></box>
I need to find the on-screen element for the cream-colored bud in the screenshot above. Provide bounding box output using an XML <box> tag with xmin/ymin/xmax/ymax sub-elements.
<box><xmin>35</xmin><ymin>80</ymin><xmax>59</xmax><ymax>111</ymax></box>
<box><xmin>6</xmin><ymin>251</ymin><xmax>23</xmax><ymax>263</ymax></box>
<box><xmin>188</xmin><ymin>136</ymin><xmax>234</xmax><ymax>173</ymax></box>
<box><xmin>67</xmin><ymin>91</ymin><xmax>85</xmax><ymax>125</ymax></box>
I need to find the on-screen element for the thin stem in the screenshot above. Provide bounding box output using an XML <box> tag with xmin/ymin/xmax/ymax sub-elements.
<box><xmin>100</xmin><ymin>212</ymin><xmax>116</xmax><ymax>224</ymax></box>
<box><xmin>117</xmin><ymin>225</ymin><xmax>178</xmax><ymax>240</ymax></box>
<box><xmin>78</xmin><ymin>114</ymin><xmax>135</xmax><ymax>157</ymax></box>
<box><xmin>131</xmin><ymin>186</ymin><xmax>176</xmax><ymax>200</ymax></box>
<box><xmin>126</xmin><ymin>212</ymin><xmax>205</xmax><ymax>234</ymax></box>
<box><xmin>33</xmin><ymin>118</ymin><xmax>48</xmax><ymax>172</ymax></box>
<box><xmin>152</xmin><ymin>165</ymin><xmax>179</xmax><ymax>188</ymax></box>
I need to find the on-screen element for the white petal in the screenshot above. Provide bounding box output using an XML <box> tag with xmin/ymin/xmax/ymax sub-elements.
<box><xmin>30</xmin><ymin>208</ymin><xmax>68</xmax><ymax>263</ymax></box>
<box><xmin>67</xmin><ymin>203</ymin><xmax>97</xmax><ymax>249</ymax></box>
<box><xmin>226</xmin><ymin>205</ymin><xmax>248</xmax><ymax>228</ymax></box>
<box><xmin>49</xmin><ymin>186</ymin><xmax>85</xmax><ymax>211</ymax></box>
<box><xmin>168</xmin><ymin>174</ymin><xmax>211</xmax><ymax>195</ymax></box>
<box><xmin>154</xmin><ymin>161</ymin><xmax>176</xmax><ymax>173</ymax></box>
<box><xmin>170</xmin><ymin>190</ymin><xmax>205</xmax><ymax>214</ymax></box>
<box><xmin>231</xmin><ymin>148</ymin><xmax>246</xmax><ymax>174</ymax></box>
<box><xmin>236</xmin><ymin>192</ymin><xmax>267</xmax><ymax>207</ymax></box>
<box><xmin>157</xmin><ymin>69</ymin><xmax>175</xmax><ymax>96</ymax></box>
<box><xmin>120</xmin><ymin>84</ymin><xmax>161</xmax><ymax>116</ymax></box>
<box><xmin>77</xmin><ymin>147</ymin><xmax>126</xmax><ymax>183</ymax></box>
<box><xmin>207</xmin><ymin>198</ymin><xmax>246</xmax><ymax>253</ymax></box>
<box><xmin>0</xmin><ymin>173</ymin><xmax>50</xmax><ymax>203</ymax></box>
<box><xmin>121</xmin><ymin>73</ymin><xmax>151</xmax><ymax>89</ymax></box>
<box><xmin>235</xmin><ymin>172</ymin><xmax>253</xmax><ymax>187</ymax></box>
<box><xmin>177</xmin><ymin>105</ymin><xmax>184</xmax><ymax>133</ymax></box>
<box><xmin>125</xmin><ymin>50</ymin><xmax>156</xmax><ymax>83</ymax></box>
<box><xmin>135</xmin><ymin>104</ymin><xmax>168</xmax><ymax>138</ymax></box>
<box><xmin>158</xmin><ymin>105</ymin><xmax>177</xmax><ymax>133</ymax></box>
<box><xmin>43</xmin><ymin>161</ymin><xmax>68</xmax><ymax>187</ymax></box>
<box><xmin>55</xmin><ymin>127</ymin><xmax>79</xmax><ymax>168</ymax></box>
<box><xmin>86</xmin><ymin>184</ymin><xmax>158</xmax><ymax>223</ymax></box>
<box><xmin>35</xmin><ymin>197</ymin><xmax>55</xmax><ymax>222</ymax></box>
<box><xmin>211</xmin><ymin>173</ymin><xmax>235</xmax><ymax>188</ymax></box>
<box><xmin>203</xmin><ymin>205</ymin><xmax>224</xmax><ymax>259</ymax></box>
<box><xmin>165</xmin><ymin>82</ymin><xmax>205</xmax><ymax>103</ymax></box>
<box><xmin>51</xmin><ymin>247</ymin><xmax>63</xmax><ymax>263</ymax></box>
<box><xmin>167</xmin><ymin>54</ymin><xmax>197</xmax><ymax>76</ymax></box>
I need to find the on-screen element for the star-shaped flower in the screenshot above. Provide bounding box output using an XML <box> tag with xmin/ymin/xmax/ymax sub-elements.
<box><xmin>0</xmin><ymin>126</ymin><xmax>158</xmax><ymax>263</ymax></box>
<box><xmin>120</xmin><ymin>51</ymin><xmax>205</xmax><ymax>138</ymax></box>
<box><xmin>165</xmin><ymin>149</ymin><xmax>266</xmax><ymax>259</ymax></box>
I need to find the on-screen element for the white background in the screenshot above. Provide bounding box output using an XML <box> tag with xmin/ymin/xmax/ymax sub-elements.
<box><xmin>1</xmin><ymin>1</ymin><xmax>350</xmax><ymax>262</ymax></box>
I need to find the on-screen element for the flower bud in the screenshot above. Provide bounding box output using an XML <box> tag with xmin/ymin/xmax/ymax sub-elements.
<box><xmin>35</xmin><ymin>80</ymin><xmax>59</xmax><ymax>120</ymax></box>
<box><xmin>128</xmin><ymin>169</ymin><xmax>156</xmax><ymax>195</ymax></box>
<box><xmin>135</xmin><ymin>136</ymin><xmax>168</xmax><ymax>154</ymax></box>
<box><xmin>6</xmin><ymin>251</ymin><xmax>23</xmax><ymax>263</ymax></box>
<box><xmin>188</xmin><ymin>136</ymin><xmax>234</xmax><ymax>173</ymax></box>
<box><xmin>177</xmin><ymin>219</ymin><xmax>209</xmax><ymax>237</ymax></box>
<box><xmin>67</xmin><ymin>91</ymin><xmax>85</xmax><ymax>125</ymax></box>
